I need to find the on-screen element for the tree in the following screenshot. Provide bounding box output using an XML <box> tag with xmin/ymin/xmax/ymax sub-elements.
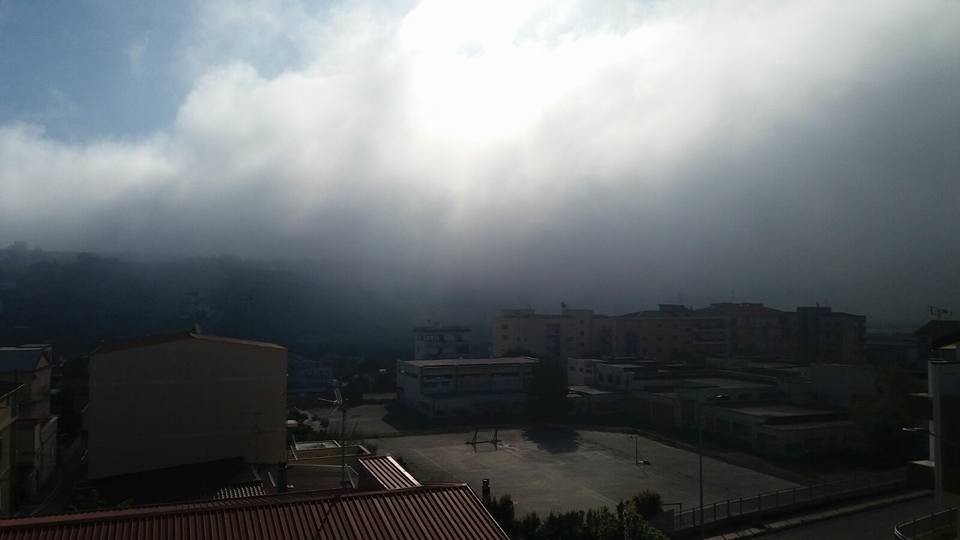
<box><xmin>527</xmin><ymin>358</ymin><xmax>569</xmax><ymax>420</ymax></box>
<box><xmin>630</xmin><ymin>489</ymin><xmax>663</xmax><ymax>518</ymax></box>
<box><xmin>850</xmin><ymin>368</ymin><xmax>921</xmax><ymax>465</ymax></box>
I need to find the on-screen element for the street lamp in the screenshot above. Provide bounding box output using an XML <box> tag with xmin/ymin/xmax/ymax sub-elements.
<box><xmin>698</xmin><ymin>393</ymin><xmax>729</xmax><ymax>540</ymax></box>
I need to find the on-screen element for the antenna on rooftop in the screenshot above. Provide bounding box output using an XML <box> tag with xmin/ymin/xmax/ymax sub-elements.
<box><xmin>317</xmin><ymin>388</ymin><xmax>350</xmax><ymax>489</ymax></box>
<box><xmin>929</xmin><ymin>305</ymin><xmax>953</xmax><ymax>320</ymax></box>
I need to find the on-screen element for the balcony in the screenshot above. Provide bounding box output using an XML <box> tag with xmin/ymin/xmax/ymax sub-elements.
<box><xmin>894</xmin><ymin>507</ymin><xmax>957</xmax><ymax>539</ymax></box>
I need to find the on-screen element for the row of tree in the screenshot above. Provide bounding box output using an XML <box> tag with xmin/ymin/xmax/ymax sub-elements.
<box><xmin>484</xmin><ymin>490</ymin><xmax>668</xmax><ymax>540</ymax></box>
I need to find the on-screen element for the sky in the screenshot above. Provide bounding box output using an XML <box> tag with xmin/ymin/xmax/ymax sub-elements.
<box><xmin>0</xmin><ymin>0</ymin><xmax>958</xmax><ymax>325</ymax></box>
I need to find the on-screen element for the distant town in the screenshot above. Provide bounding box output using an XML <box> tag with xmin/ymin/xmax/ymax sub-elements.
<box><xmin>0</xmin><ymin>251</ymin><xmax>956</xmax><ymax>539</ymax></box>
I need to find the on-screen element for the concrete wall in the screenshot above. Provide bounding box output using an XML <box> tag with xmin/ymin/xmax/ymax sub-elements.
<box><xmin>0</xmin><ymin>391</ymin><xmax>16</xmax><ymax>516</ymax></box>
<box><xmin>88</xmin><ymin>338</ymin><xmax>287</xmax><ymax>479</ymax></box>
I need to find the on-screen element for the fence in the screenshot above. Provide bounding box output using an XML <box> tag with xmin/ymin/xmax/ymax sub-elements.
<box><xmin>673</xmin><ymin>470</ymin><xmax>907</xmax><ymax>533</ymax></box>
<box><xmin>894</xmin><ymin>507</ymin><xmax>957</xmax><ymax>540</ymax></box>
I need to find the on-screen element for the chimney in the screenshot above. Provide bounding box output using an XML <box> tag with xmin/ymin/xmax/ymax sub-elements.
<box><xmin>481</xmin><ymin>478</ymin><xmax>490</xmax><ymax>503</ymax></box>
<box><xmin>278</xmin><ymin>462</ymin><xmax>288</xmax><ymax>493</ymax></box>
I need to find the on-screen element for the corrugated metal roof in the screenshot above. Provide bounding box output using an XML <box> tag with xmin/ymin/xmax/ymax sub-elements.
<box><xmin>0</xmin><ymin>347</ymin><xmax>48</xmax><ymax>373</ymax></box>
<box><xmin>0</xmin><ymin>484</ymin><xmax>508</xmax><ymax>540</ymax></box>
<box><xmin>94</xmin><ymin>332</ymin><xmax>286</xmax><ymax>354</ymax></box>
<box><xmin>357</xmin><ymin>456</ymin><xmax>421</xmax><ymax>490</ymax></box>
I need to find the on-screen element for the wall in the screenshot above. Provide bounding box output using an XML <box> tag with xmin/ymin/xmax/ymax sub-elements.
<box><xmin>88</xmin><ymin>338</ymin><xmax>287</xmax><ymax>479</ymax></box>
<box><xmin>0</xmin><ymin>391</ymin><xmax>16</xmax><ymax>516</ymax></box>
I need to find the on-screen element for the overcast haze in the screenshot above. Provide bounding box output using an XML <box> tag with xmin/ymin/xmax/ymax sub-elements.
<box><xmin>0</xmin><ymin>0</ymin><xmax>958</xmax><ymax>324</ymax></box>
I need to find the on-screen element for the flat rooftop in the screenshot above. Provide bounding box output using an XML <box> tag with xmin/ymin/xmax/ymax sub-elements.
<box><xmin>718</xmin><ymin>404</ymin><xmax>839</xmax><ymax>418</ymax></box>
<box><xmin>681</xmin><ymin>377</ymin><xmax>775</xmax><ymax>389</ymax></box>
<box><xmin>762</xmin><ymin>420</ymin><xmax>854</xmax><ymax>431</ymax></box>
<box><xmin>405</xmin><ymin>357</ymin><xmax>538</xmax><ymax>368</ymax></box>
<box><xmin>567</xmin><ymin>385</ymin><xmax>619</xmax><ymax>396</ymax></box>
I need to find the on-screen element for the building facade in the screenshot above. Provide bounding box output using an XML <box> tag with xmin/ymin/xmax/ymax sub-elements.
<box><xmin>795</xmin><ymin>307</ymin><xmax>866</xmax><ymax>364</ymax></box>
<box><xmin>493</xmin><ymin>303</ymin><xmax>866</xmax><ymax>364</ymax></box>
<box><xmin>396</xmin><ymin>357</ymin><xmax>539</xmax><ymax>418</ymax></box>
<box><xmin>492</xmin><ymin>305</ymin><xmax>731</xmax><ymax>361</ymax></box>
<box><xmin>88</xmin><ymin>332</ymin><xmax>287</xmax><ymax>479</ymax></box>
<box><xmin>0</xmin><ymin>345</ymin><xmax>57</xmax><ymax>499</ymax></box>
<box><xmin>413</xmin><ymin>325</ymin><xmax>471</xmax><ymax>360</ymax></box>
<box><xmin>0</xmin><ymin>384</ymin><xmax>22</xmax><ymax>517</ymax></box>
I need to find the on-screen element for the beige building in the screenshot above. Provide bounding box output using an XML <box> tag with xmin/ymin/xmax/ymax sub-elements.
<box><xmin>0</xmin><ymin>383</ymin><xmax>22</xmax><ymax>517</ymax></box>
<box><xmin>492</xmin><ymin>305</ymin><xmax>730</xmax><ymax>361</ymax></box>
<box><xmin>88</xmin><ymin>331</ymin><xmax>287</xmax><ymax>479</ymax></box>
<box><xmin>0</xmin><ymin>345</ymin><xmax>57</xmax><ymax>498</ymax></box>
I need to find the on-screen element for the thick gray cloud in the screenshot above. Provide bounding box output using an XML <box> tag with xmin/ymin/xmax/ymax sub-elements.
<box><xmin>0</xmin><ymin>0</ymin><xmax>958</xmax><ymax>324</ymax></box>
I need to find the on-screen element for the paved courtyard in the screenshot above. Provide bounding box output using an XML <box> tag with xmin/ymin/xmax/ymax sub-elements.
<box><xmin>374</xmin><ymin>427</ymin><xmax>798</xmax><ymax>516</ymax></box>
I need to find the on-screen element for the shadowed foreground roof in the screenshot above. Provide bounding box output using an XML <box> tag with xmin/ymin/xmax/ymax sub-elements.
<box><xmin>0</xmin><ymin>484</ymin><xmax>508</xmax><ymax>540</ymax></box>
<box><xmin>93</xmin><ymin>331</ymin><xmax>286</xmax><ymax>354</ymax></box>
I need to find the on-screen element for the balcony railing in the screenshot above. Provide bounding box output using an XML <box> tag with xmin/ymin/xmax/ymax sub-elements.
<box><xmin>673</xmin><ymin>470</ymin><xmax>906</xmax><ymax>533</ymax></box>
<box><xmin>894</xmin><ymin>507</ymin><xmax>957</xmax><ymax>540</ymax></box>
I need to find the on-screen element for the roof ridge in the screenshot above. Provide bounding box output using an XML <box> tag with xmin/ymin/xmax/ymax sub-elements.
<box><xmin>0</xmin><ymin>484</ymin><xmax>474</xmax><ymax>529</ymax></box>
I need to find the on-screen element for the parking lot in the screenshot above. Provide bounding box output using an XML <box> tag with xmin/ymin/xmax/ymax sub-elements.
<box><xmin>374</xmin><ymin>427</ymin><xmax>797</xmax><ymax>516</ymax></box>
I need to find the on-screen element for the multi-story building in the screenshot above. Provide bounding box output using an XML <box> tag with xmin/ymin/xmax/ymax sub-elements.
<box><xmin>0</xmin><ymin>345</ymin><xmax>57</xmax><ymax>499</ymax></box>
<box><xmin>795</xmin><ymin>307</ymin><xmax>866</xmax><ymax>364</ymax></box>
<box><xmin>0</xmin><ymin>383</ymin><xmax>22</xmax><ymax>517</ymax></box>
<box><xmin>396</xmin><ymin>357</ymin><xmax>539</xmax><ymax>418</ymax></box>
<box><xmin>492</xmin><ymin>307</ymin><xmax>593</xmax><ymax>359</ymax></box>
<box><xmin>907</xmin><ymin>337</ymin><xmax>960</xmax><ymax>499</ymax></box>
<box><xmin>493</xmin><ymin>305</ymin><xmax>730</xmax><ymax>361</ymax></box>
<box><xmin>494</xmin><ymin>303</ymin><xmax>866</xmax><ymax>364</ymax></box>
<box><xmin>695</xmin><ymin>303</ymin><xmax>796</xmax><ymax>359</ymax></box>
<box><xmin>413</xmin><ymin>325</ymin><xmax>471</xmax><ymax>360</ymax></box>
<box><xmin>88</xmin><ymin>331</ymin><xmax>287</xmax><ymax>479</ymax></box>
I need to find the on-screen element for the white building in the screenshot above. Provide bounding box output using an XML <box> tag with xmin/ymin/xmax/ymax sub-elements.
<box><xmin>413</xmin><ymin>325</ymin><xmax>471</xmax><ymax>360</ymax></box>
<box><xmin>396</xmin><ymin>357</ymin><xmax>539</xmax><ymax>418</ymax></box>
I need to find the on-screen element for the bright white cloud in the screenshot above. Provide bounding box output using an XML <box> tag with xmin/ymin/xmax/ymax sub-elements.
<box><xmin>0</xmin><ymin>0</ymin><xmax>958</xmax><ymax>317</ymax></box>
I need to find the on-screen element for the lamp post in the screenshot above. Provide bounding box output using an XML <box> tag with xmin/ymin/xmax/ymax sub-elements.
<box><xmin>698</xmin><ymin>393</ymin><xmax>728</xmax><ymax>540</ymax></box>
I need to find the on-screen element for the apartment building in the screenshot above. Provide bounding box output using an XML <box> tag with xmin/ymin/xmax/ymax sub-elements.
<box><xmin>492</xmin><ymin>307</ymin><xmax>593</xmax><ymax>359</ymax></box>
<box><xmin>795</xmin><ymin>306</ymin><xmax>866</xmax><ymax>364</ymax></box>
<box><xmin>396</xmin><ymin>357</ymin><xmax>539</xmax><ymax>418</ymax></box>
<box><xmin>413</xmin><ymin>325</ymin><xmax>471</xmax><ymax>360</ymax></box>
<box><xmin>696</xmin><ymin>303</ymin><xmax>796</xmax><ymax>359</ymax></box>
<box><xmin>0</xmin><ymin>383</ymin><xmax>22</xmax><ymax>517</ymax></box>
<box><xmin>493</xmin><ymin>303</ymin><xmax>866</xmax><ymax>364</ymax></box>
<box><xmin>0</xmin><ymin>345</ymin><xmax>57</xmax><ymax>498</ymax></box>
<box><xmin>492</xmin><ymin>305</ymin><xmax>730</xmax><ymax>361</ymax></box>
<box><xmin>88</xmin><ymin>331</ymin><xmax>287</xmax><ymax>479</ymax></box>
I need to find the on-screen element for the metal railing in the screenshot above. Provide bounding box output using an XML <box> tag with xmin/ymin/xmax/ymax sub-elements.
<box><xmin>894</xmin><ymin>507</ymin><xmax>957</xmax><ymax>540</ymax></box>
<box><xmin>674</xmin><ymin>470</ymin><xmax>906</xmax><ymax>532</ymax></box>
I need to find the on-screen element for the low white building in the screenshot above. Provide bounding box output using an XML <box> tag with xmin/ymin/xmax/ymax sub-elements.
<box><xmin>396</xmin><ymin>357</ymin><xmax>539</xmax><ymax>418</ymax></box>
<box><xmin>704</xmin><ymin>404</ymin><xmax>852</xmax><ymax>458</ymax></box>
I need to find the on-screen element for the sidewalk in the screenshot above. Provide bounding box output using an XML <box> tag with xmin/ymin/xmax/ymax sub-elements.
<box><xmin>707</xmin><ymin>490</ymin><xmax>931</xmax><ymax>539</ymax></box>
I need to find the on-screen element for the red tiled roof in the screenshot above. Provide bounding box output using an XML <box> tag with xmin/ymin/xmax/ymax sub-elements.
<box><xmin>0</xmin><ymin>484</ymin><xmax>508</xmax><ymax>540</ymax></box>
<box><xmin>94</xmin><ymin>332</ymin><xmax>286</xmax><ymax>354</ymax></box>
<box><xmin>357</xmin><ymin>456</ymin><xmax>421</xmax><ymax>490</ymax></box>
